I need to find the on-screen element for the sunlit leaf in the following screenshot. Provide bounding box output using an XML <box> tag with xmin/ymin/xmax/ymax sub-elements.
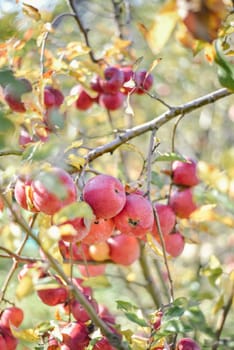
<box><xmin>155</xmin><ymin>152</ymin><xmax>186</xmax><ymax>162</ymax></box>
<box><xmin>15</xmin><ymin>275</ymin><xmax>34</xmax><ymax>300</ymax></box>
<box><xmin>190</xmin><ymin>204</ymin><xmax>217</xmax><ymax>222</ymax></box>
<box><xmin>53</xmin><ymin>201</ymin><xmax>94</xmax><ymax>225</ymax></box>
<box><xmin>22</xmin><ymin>3</ymin><xmax>41</xmax><ymax>21</ymax></box>
<box><xmin>146</xmin><ymin>233</ymin><xmax>164</xmax><ymax>257</ymax></box>
<box><xmin>116</xmin><ymin>300</ymin><xmax>148</xmax><ymax>327</ymax></box>
<box><xmin>11</xmin><ymin>326</ymin><xmax>40</xmax><ymax>342</ymax></box>
<box><xmin>67</xmin><ymin>154</ymin><xmax>86</xmax><ymax>170</ymax></box>
<box><xmin>212</xmin><ymin>294</ymin><xmax>224</xmax><ymax>314</ymax></box>
<box><xmin>64</xmin><ymin>140</ymin><xmax>83</xmax><ymax>153</ymax></box>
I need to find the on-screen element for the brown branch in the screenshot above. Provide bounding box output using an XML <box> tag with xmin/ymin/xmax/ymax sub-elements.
<box><xmin>66</xmin><ymin>0</ymin><xmax>100</xmax><ymax>63</ymax></box>
<box><xmin>0</xmin><ymin>150</ymin><xmax>23</xmax><ymax>157</ymax></box>
<box><xmin>111</xmin><ymin>0</ymin><xmax>131</xmax><ymax>40</ymax></box>
<box><xmin>0</xmin><ymin>192</ymin><xmax>128</xmax><ymax>350</ymax></box>
<box><xmin>85</xmin><ymin>88</ymin><xmax>232</xmax><ymax>163</ymax></box>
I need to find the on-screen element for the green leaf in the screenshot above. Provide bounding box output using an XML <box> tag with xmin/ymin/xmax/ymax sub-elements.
<box><xmin>155</xmin><ymin>152</ymin><xmax>187</xmax><ymax>162</ymax></box>
<box><xmin>151</xmin><ymin>171</ymin><xmax>164</xmax><ymax>188</ymax></box>
<box><xmin>163</xmin><ymin>305</ymin><xmax>185</xmax><ymax>320</ymax></box>
<box><xmin>116</xmin><ymin>300</ymin><xmax>148</xmax><ymax>327</ymax></box>
<box><xmin>53</xmin><ymin>201</ymin><xmax>94</xmax><ymax>225</ymax></box>
<box><xmin>215</xmin><ymin>40</ymin><xmax>234</xmax><ymax>91</ymax></box>
<box><xmin>0</xmin><ymin>69</ymin><xmax>15</xmax><ymax>87</ymax></box>
<box><xmin>0</xmin><ymin>112</ymin><xmax>15</xmax><ymax>134</ymax></box>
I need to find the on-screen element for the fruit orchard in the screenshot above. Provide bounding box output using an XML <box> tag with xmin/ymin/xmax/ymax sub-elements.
<box><xmin>0</xmin><ymin>0</ymin><xmax>234</xmax><ymax>349</ymax></box>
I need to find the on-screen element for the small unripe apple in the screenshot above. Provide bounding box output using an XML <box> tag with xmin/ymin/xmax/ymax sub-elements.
<box><xmin>134</xmin><ymin>69</ymin><xmax>153</xmax><ymax>94</ymax></box>
<box><xmin>100</xmin><ymin>66</ymin><xmax>124</xmax><ymax>94</ymax></box>
<box><xmin>0</xmin><ymin>307</ymin><xmax>24</xmax><ymax>328</ymax></box>
<box><xmin>164</xmin><ymin>231</ymin><xmax>185</xmax><ymax>257</ymax></box>
<box><xmin>99</xmin><ymin>91</ymin><xmax>125</xmax><ymax>110</ymax></box>
<box><xmin>61</xmin><ymin>322</ymin><xmax>90</xmax><ymax>350</ymax></box>
<box><xmin>169</xmin><ymin>188</ymin><xmax>197</xmax><ymax>219</ymax></box>
<box><xmin>83</xmin><ymin>174</ymin><xmax>126</xmax><ymax>219</ymax></box>
<box><xmin>114</xmin><ymin>193</ymin><xmax>154</xmax><ymax>237</ymax></box>
<box><xmin>151</xmin><ymin>203</ymin><xmax>176</xmax><ymax>240</ymax></box>
<box><xmin>108</xmin><ymin>234</ymin><xmax>140</xmax><ymax>265</ymax></box>
<box><xmin>176</xmin><ymin>337</ymin><xmax>201</xmax><ymax>350</ymax></box>
<box><xmin>82</xmin><ymin>218</ymin><xmax>114</xmax><ymax>245</ymax></box>
<box><xmin>172</xmin><ymin>158</ymin><xmax>199</xmax><ymax>187</ymax></box>
<box><xmin>31</xmin><ymin>167</ymin><xmax>77</xmax><ymax>215</ymax></box>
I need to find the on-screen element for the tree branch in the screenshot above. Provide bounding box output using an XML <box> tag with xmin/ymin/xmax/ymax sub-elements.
<box><xmin>85</xmin><ymin>88</ymin><xmax>232</xmax><ymax>163</ymax></box>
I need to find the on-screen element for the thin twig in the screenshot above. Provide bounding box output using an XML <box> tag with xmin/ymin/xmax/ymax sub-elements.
<box><xmin>85</xmin><ymin>88</ymin><xmax>232</xmax><ymax>163</ymax></box>
<box><xmin>66</xmin><ymin>0</ymin><xmax>100</xmax><ymax>63</ymax></box>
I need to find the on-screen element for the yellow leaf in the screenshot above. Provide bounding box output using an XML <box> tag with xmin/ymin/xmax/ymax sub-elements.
<box><xmin>138</xmin><ymin>11</ymin><xmax>179</xmax><ymax>54</ymax></box>
<box><xmin>58</xmin><ymin>41</ymin><xmax>90</xmax><ymax>60</ymax></box>
<box><xmin>22</xmin><ymin>3</ymin><xmax>41</xmax><ymax>21</ymax></box>
<box><xmin>15</xmin><ymin>275</ymin><xmax>34</xmax><ymax>300</ymax></box>
<box><xmin>212</xmin><ymin>294</ymin><xmax>224</xmax><ymax>314</ymax></box>
<box><xmin>67</xmin><ymin>154</ymin><xmax>85</xmax><ymax>170</ymax></box>
<box><xmin>190</xmin><ymin>204</ymin><xmax>217</xmax><ymax>222</ymax></box>
<box><xmin>146</xmin><ymin>233</ymin><xmax>164</xmax><ymax>257</ymax></box>
<box><xmin>64</xmin><ymin>140</ymin><xmax>83</xmax><ymax>153</ymax></box>
<box><xmin>11</xmin><ymin>326</ymin><xmax>40</xmax><ymax>342</ymax></box>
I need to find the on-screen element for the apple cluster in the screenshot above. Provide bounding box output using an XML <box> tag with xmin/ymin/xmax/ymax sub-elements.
<box><xmin>73</xmin><ymin>65</ymin><xmax>154</xmax><ymax>111</ymax></box>
<box><xmin>0</xmin><ymin>306</ymin><xmax>24</xmax><ymax>350</ymax></box>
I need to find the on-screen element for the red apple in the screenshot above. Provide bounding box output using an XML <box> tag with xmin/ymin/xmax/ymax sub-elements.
<box><xmin>0</xmin><ymin>197</ymin><xmax>4</xmax><ymax>211</ymax></box>
<box><xmin>73</xmin><ymin>85</ymin><xmax>94</xmax><ymax>110</ymax></box>
<box><xmin>78</xmin><ymin>264</ymin><xmax>106</xmax><ymax>277</ymax></box>
<box><xmin>99</xmin><ymin>91</ymin><xmax>125</xmax><ymax>110</ymax></box>
<box><xmin>169</xmin><ymin>188</ymin><xmax>197</xmax><ymax>219</ymax></box>
<box><xmin>18</xmin><ymin>128</ymin><xmax>34</xmax><ymax>147</ymax></box>
<box><xmin>82</xmin><ymin>218</ymin><xmax>114</xmax><ymax>245</ymax></box>
<box><xmin>100</xmin><ymin>66</ymin><xmax>124</xmax><ymax>94</ymax></box>
<box><xmin>61</xmin><ymin>322</ymin><xmax>90</xmax><ymax>350</ymax></box>
<box><xmin>134</xmin><ymin>69</ymin><xmax>153</xmax><ymax>94</ymax></box>
<box><xmin>113</xmin><ymin>193</ymin><xmax>154</xmax><ymax>237</ymax></box>
<box><xmin>93</xmin><ymin>337</ymin><xmax>116</xmax><ymax>350</ymax></box>
<box><xmin>14</xmin><ymin>177</ymin><xmax>39</xmax><ymax>212</ymax></box>
<box><xmin>164</xmin><ymin>231</ymin><xmax>185</xmax><ymax>257</ymax></box>
<box><xmin>59</xmin><ymin>240</ymin><xmax>91</xmax><ymax>262</ymax></box>
<box><xmin>151</xmin><ymin>203</ymin><xmax>176</xmax><ymax>241</ymax></box>
<box><xmin>83</xmin><ymin>174</ymin><xmax>126</xmax><ymax>219</ymax></box>
<box><xmin>0</xmin><ymin>307</ymin><xmax>24</xmax><ymax>328</ymax></box>
<box><xmin>176</xmin><ymin>337</ymin><xmax>201</xmax><ymax>350</ymax></box>
<box><xmin>108</xmin><ymin>233</ymin><xmax>140</xmax><ymax>265</ymax></box>
<box><xmin>0</xmin><ymin>327</ymin><xmax>18</xmax><ymax>350</ymax></box>
<box><xmin>58</xmin><ymin>217</ymin><xmax>89</xmax><ymax>243</ymax></box>
<box><xmin>120</xmin><ymin>66</ymin><xmax>134</xmax><ymax>94</ymax></box>
<box><xmin>44</xmin><ymin>86</ymin><xmax>64</xmax><ymax>108</ymax></box>
<box><xmin>89</xmin><ymin>241</ymin><xmax>110</xmax><ymax>261</ymax></box>
<box><xmin>37</xmin><ymin>276</ymin><xmax>68</xmax><ymax>306</ymax></box>
<box><xmin>90</xmin><ymin>75</ymin><xmax>103</xmax><ymax>93</ymax></box>
<box><xmin>172</xmin><ymin>158</ymin><xmax>199</xmax><ymax>187</ymax></box>
<box><xmin>0</xmin><ymin>334</ymin><xmax>7</xmax><ymax>350</ymax></box>
<box><xmin>152</xmin><ymin>310</ymin><xmax>163</xmax><ymax>331</ymax></box>
<box><xmin>98</xmin><ymin>304</ymin><xmax>116</xmax><ymax>325</ymax></box>
<box><xmin>31</xmin><ymin>167</ymin><xmax>77</xmax><ymax>215</ymax></box>
<box><xmin>71</xmin><ymin>296</ymin><xmax>98</xmax><ymax>323</ymax></box>
<box><xmin>3</xmin><ymin>78</ymin><xmax>32</xmax><ymax>113</ymax></box>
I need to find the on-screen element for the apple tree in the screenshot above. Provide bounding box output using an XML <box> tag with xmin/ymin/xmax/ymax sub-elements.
<box><xmin>0</xmin><ymin>1</ymin><xmax>233</xmax><ymax>349</ymax></box>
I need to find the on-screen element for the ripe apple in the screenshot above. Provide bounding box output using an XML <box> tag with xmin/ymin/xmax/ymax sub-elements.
<box><xmin>3</xmin><ymin>78</ymin><xmax>32</xmax><ymax>113</ymax></box>
<box><xmin>176</xmin><ymin>337</ymin><xmax>201</xmax><ymax>350</ymax></box>
<box><xmin>82</xmin><ymin>218</ymin><xmax>114</xmax><ymax>245</ymax></box>
<box><xmin>73</xmin><ymin>85</ymin><xmax>94</xmax><ymax>110</ymax></box>
<box><xmin>37</xmin><ymin>276</ymin><xmax>68</xmax><ymax>306</ymax></box>
<box><xmin>98</xmin><ymin>304</ymin><xmax>116</xmax><ymax>325</ymax></box>
<box><xmin>100</xmin><ymin>66</ymin><xmax>124</xmax><ymax>94</ymax></box>
<box><xmin>134</xmin><ymin>69</ymin><xmax>153</xmax><ymax>94</ymax></box>
<box><xmin>0</xmin><ymin>196</ymin><xmax>4</xmax><ymax>211</ymax></box>
<box><xmin>58</xmin><ymin>217</ymin><xmax>89</xmax><ymax>243</ymax></box>
<box><xmin>0</xmin><ymin>327</ymin><xmax>18</xmax><ymax>350</ymax></box>
<box><xmin>90</xmin><ymin>75</ymin><xmax>103</xmax><ymax>93</ymax></box>
<box><xmin>172</xmin><ymin>158</ymin><xmax>199</xmax><ymax>187</ymax></box>
<box><xmin>83</xmin><ymin>174</ymin><xmax>126</xmax><ymax>219</ymax></box>
<box><xmin>152</xmin><ymin>310</ymin><xmax>163</xmax><ymax>331</ymax></box>
<box><xmin>0</xmin><ymin>307</ymin><xmax>24</xmax><ymax>328</ymax></box>
<box><xmin>169</xmin><ymin>188</ymin><xmax>197</xmax><ymax>219</ymax></box>
<box><xmin>113</xmin><ymin>193</ymin><xmax>154</xmax><ymax>237</ymax></box>
<box><xmin>14</xmin><ymin>177</ymin><xmax>39</xmax><ymax>212</ymax></box>
<box><xmin>71</xmin><ymin>296</ymin><xmax>98</xmax><ymax>323</ymax></box>
<box><xmin>93</xmin><ymin>337</ymin><xmax>116</xmax><ymax>350</ymax></box>
<box><xmin>58</xmin><ymin>240</ymin><xmax>91</xmax><ymax>262</ymax></box>
<box><xmin>78</xmin><ymin>264</ymin><xmax>106</xmax><ymax>277</ymax></box>
<box><xmin>31</xmin><ymin>167</ymin><xmax>77</xmax><ymax>215</ymax></box>
<box><xmin>151</xmin><ymin>203</ymin><xmax>176</xmax><ymax>241</ymax></box>
<box><xmin>61</xmin><ymin>322</ymin><xmax>90</xmax><ymax>350</ymax></box>
<box><xmin>0</xmin><ymin>334</ymin><xmax>7</xmax><ymax>350</ymax></box>
<box><xmin>89</xmin><ymin>241</ymin><xmax>110</xmax><ymax>261</ymax></box>
<box><xmin>120</xmin><ymin>66</ymin><xmax>134</xmax><ymax>94</ymax></box>
<box><xmin>164</xmin><ymin>231</ymin><xmax>185</xmax><ymax>257</ymax></box>
<box><xmin>44</xmin><ymin>86</ymin><xmax>64</xmax><ymax>108</ymax></box>
<box><xmin>108</xmin><ymin>233</ymin><xmax>140</xmax><ymax>265</ymax></box>
<box><xmin>99</xmin><ymin>91</ymin><xmax>125</xmax><ymax>110</ymax></box>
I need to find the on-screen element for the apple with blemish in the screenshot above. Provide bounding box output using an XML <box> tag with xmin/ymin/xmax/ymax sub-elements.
<box><xmin>14</xmin><ymin>177</ymin><xmax>39</xmax><ymax>212</ymax></box>
<box><xmin>113</xmin><ymin>193</ymin><xmax>154</xmax><ymax>237</ymax></box>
